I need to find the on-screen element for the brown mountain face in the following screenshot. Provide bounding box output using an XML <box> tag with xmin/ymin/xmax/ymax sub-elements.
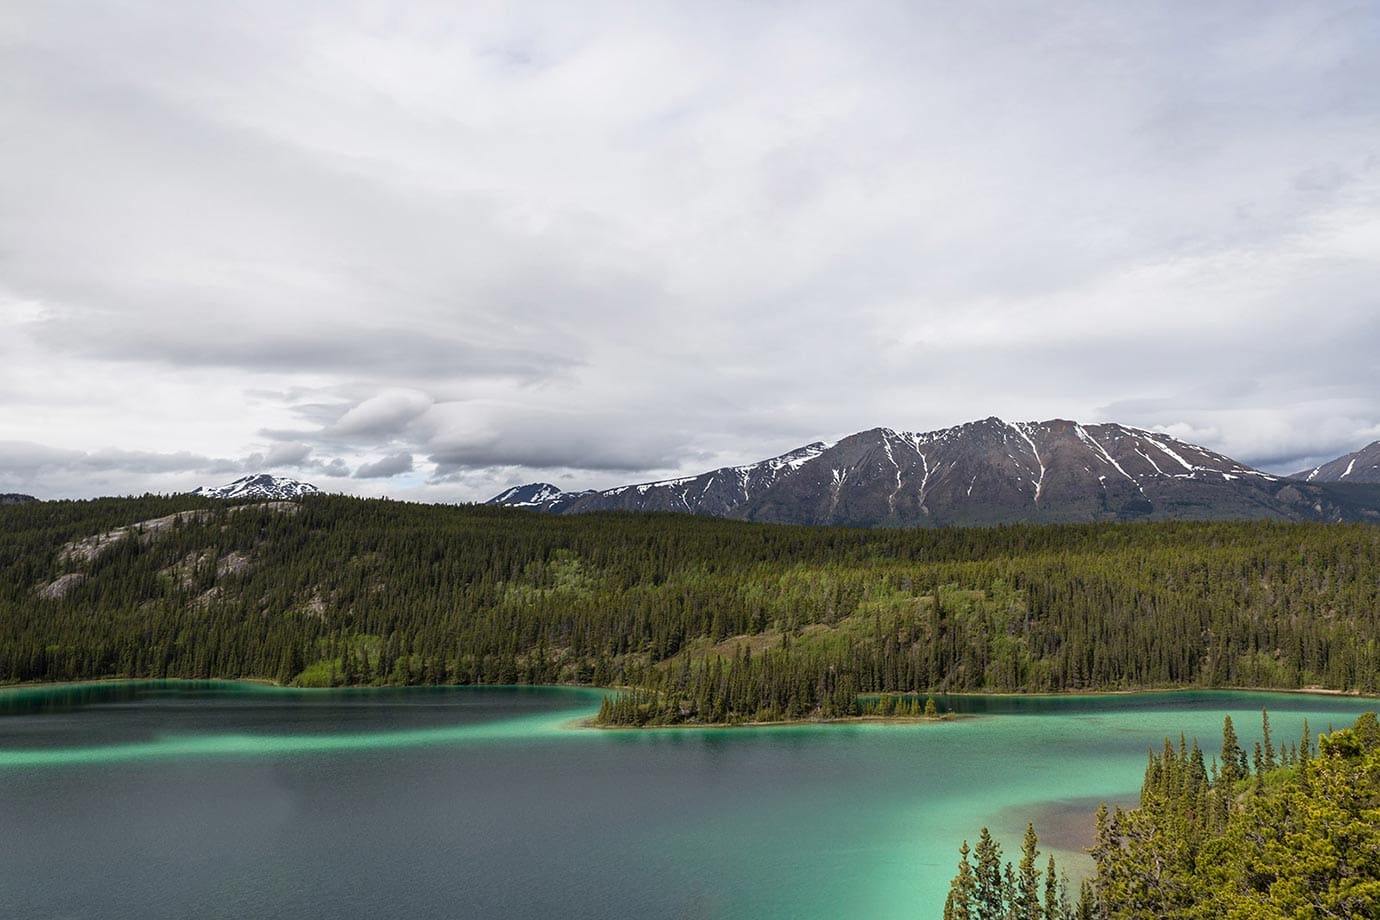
<box><xmin>488</xmin><ymin>418</ymin><xmax>1380</xmax><ymax>527</ymax></box>
<box><xmin>1294</xmin><ymin>440</ymin><xmax>1380</xmax><ymax>484</ymax></box>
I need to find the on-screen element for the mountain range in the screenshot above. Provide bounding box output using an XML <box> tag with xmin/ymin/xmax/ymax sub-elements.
<box><xmin>488</xmin><ymin>418</ymin><xmax>1380</xmax><ymax>527</ymax></box>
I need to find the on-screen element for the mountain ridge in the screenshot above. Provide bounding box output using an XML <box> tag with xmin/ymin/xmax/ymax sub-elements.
<box><xmin>1294</xmin><ymin>440</ymin><xmax>1380</xmax><ymax>484</ymax></box>
<box><xmin>192</xmin><ymin>474</ymin><xmax>320</xmax><ymax>500</ymax></box>
<box><xmin>489</xmin><ymin>417</ymin><xmax>1380</xmax><ymax>527</ymax></box>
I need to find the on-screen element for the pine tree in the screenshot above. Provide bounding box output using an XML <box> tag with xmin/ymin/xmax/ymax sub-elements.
<box><xmin>1219</xmin><ymin>715</ymin><xmax>1246</xmax><ymax>786</ymax></box>
<box><xmin>973</xmin><ymin>827</ymin><xmax>1005</xmax><ymax>920</ymax></box>
<box><xmin>1042</xmin><ymin>854</ymin><xmax>1064</xmax><ymax>920</ymax></box>
<box><xmin>1261</xmin><ymin>707</ymin><xmax>1275</xmax><ymax>769</ymax></box>
<box><xmin>1015</xmin><ymin>823</ymin><xmax>1042</xmax><ymax>920</ymax></box>
<box><xmin>1074</xmin><ymin>881</ymin><xmax>1096</xmax><ymax>920</ymax></box>
<box><xmin>944</xmin><ymin>840</ymin><xmax>976</xmax><ymax>920</ymax></box>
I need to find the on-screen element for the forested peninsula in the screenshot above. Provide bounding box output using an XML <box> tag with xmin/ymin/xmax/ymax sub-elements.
<box><xmin>2</xmin><ymin>495</ymin><xmax>1379</xmax><ymax>726</ymax></box>
<box><xmin>947</xmin><ymin>710</ymin><xmax>1380</xmax><ymax>919</ymax></box>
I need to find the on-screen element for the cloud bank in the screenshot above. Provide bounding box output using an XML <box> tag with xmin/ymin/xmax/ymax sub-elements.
<box><xmin>2</xmin><ymin>2</ymin><xmax>1378</xmax><ymax>501</ymax></box>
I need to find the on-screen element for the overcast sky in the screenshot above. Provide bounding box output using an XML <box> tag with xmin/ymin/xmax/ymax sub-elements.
<box><xmin>3</xmin><ymin>1</ymin><xmax>1379</xmax><ymax>502</ymax></box>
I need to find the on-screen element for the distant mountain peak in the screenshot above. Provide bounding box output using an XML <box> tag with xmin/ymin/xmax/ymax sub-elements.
<box><xmin>487</xmin><ymin>482</ymin><xmax>592</xmax><ymax>508</ymax></box>
<box><xmin>193</xmin><ymin>474</ymin><xmax>320</xmax><ymax>500</ymax></box>
<box><xmin>486</xmin><ymin>417</ymin><xmax>1377</xmax><ymax>527</ymax></box>
<box><xmin>1293</xmin><ymin>440</ymin><xmax>1380</xmax><ymax>484</ymax></box>
<box><xmin>0</xmin><ymin>493</ymin><xmax>37</xmax><ymax>506</ymax></box>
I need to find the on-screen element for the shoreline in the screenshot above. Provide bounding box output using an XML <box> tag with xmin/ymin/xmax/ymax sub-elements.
<box><xmin>578</xmin><ymin>712</ymin><xmax>971</xmax><ymax>731</ymax></box>
<box><xmin>3</xmin><ymin>678</ymin><xmax>1376</xmax><ymax>735</ymax></box>
<box><xmin>905</xmin><ymin>684</ymin><xmax>1372</xmax><ymax>699</ymax></box>
<box><xmin>3</xmin><ymin>676</ymin><xmax>1375</xmax><ymax>708</ymax></box>
<box><xmin>0</xmin><ymin>676</ymin><xmax>284</xmax><ymax>693</ymax></box>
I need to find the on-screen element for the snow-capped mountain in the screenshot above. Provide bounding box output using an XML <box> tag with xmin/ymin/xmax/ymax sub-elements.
<box><xmin>487</xmin><ymin>483</ymin><xmax>594</xmax><ymax>507</ymax></box>
<box><xmin>193</xmin><ymin>474</ymin><xmax>320</xmax><ymax>500</ymax></box>
<box><xmin>1293</xmin><ymin>440</ymin><xmax>1380</xmax><ymax>484</ymax></box>
<box><xmin>488</xmin><ymin>418</ymin><xmax>1380</xmax><ymax>527</ymax></box>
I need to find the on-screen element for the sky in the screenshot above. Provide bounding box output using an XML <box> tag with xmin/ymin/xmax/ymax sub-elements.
<box><xmin>2</xmin><ymin>1</ymin><xmax>1379</xmax><ymax>502</ymax></box>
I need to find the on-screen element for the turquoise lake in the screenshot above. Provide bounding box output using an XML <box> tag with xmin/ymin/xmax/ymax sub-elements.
<box><xmin>1</xmin><ymin>682</ymin><xmax>1376</xmax><ymax>919</ymax></box>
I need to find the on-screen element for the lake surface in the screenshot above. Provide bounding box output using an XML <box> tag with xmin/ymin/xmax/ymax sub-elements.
<box><xmin>1</xmin><ymin>683</ymin><xmax>1375</xmax><ymax>919</ymax></box>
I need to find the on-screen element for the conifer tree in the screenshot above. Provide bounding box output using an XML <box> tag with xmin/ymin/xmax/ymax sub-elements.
<box><xmin>1219</xmin><ymin>715</ymin><xmax>1245</xmax><ymax>785</ymax></box>
<box><xmin>1042</xmin><ymin>854</ymin><xmax>1065</xmax><ymax>920</ymax></box>
<box><xmin>1014</xmin><ymin>823</ymin><xmax>1041</xmax><ymax>920</ymax></box>
<box><xmin>943</xmin><ymin>841</ymin><xmax>976</xmax><ymax>920</ymax></box>
<box><xmin>973</xmin><ymin>828</ymin><xmax>1005</xmax><ymax>920</ymax></box>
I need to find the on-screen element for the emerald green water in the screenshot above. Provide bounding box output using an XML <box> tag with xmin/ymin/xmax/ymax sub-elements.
<box><xmin>1</xmin><ymin>683</ymin><xmax>1374</xmax><ymax>919</ymax></box>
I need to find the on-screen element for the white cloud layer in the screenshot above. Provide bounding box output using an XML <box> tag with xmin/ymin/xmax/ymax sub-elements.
<box><xmin>1</xmin><ymin>1</ymin><xmax>1378</xmax><ymax>500</ymax></box>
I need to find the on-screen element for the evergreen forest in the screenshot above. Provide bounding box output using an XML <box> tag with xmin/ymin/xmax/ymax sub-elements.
<box><xmin>2</xmin><ymin>495</ymin><xmax>1379</xmax><ymax>727</ymax></box>
<box><xmin>945</xmin><ymin>710</ymin><xmax>1380</xmax><ymax>919</ymax></box>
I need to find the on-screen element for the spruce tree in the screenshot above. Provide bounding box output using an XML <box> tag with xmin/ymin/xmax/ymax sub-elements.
<box><xmin>973</xmin><ymin>828</ymin><xmax>1004</xmax><ymax>920</ymax></box>
<box><xmin>943</xmin><ymin>840</ymin><xmax>976</xmax><ymax>920</ymax></box>
<box><xmin>1261</xmin><ymin>708</ymin><xmax>1275</xmax><ymax>769</ymax></box>
<box><xmin>1042</xmin><ymin>854</ymin><xmax>1064</xmax><ymax>920</ymax></box>
<box><xmin>1219</xmin><ymin>715</ymin><xmax>1246</xmax><ymax>785</ymax></box>
<box><xmin>1015</xmin><ymin>823</ymin><xmax>1041</xmax><ymax>920</ymax></box>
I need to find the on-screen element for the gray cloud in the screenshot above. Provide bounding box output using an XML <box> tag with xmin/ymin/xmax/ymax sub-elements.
<box><xmin>427</xmin><ymin>429</ymin><xmax>688</xmax><ymax>477</ymax></box>
<box><xmin>262</xmin><ymin>442</ymin><xmax>314</xmax><ymax>467</ymax></box>
<box><xmin>30</xmin><ymin>317</ymin><xmax>572</xmax><ymax>382</ymax></box>
<box><xmin>0</xmin><ymin>441</ymin><xmax>240</xmax><ymax>478</ymax></box>
<box><xmin>1</xmin><ymin>2</ymin><xmax>1378</xmax><ymax>501</ymax></box>
<box><xmin>331</xmin><ymin>390</ymin><xmax>433</xmax><ymax>438</ymax></box>
<box><xmin>354</xmin><ymin>452</ymin><xmax>415</xmax><ymax>479</ymax></box>
<box><xmin>317</xmin><ymin>458</ymin><xmax>350</xmax><ymax>478</ymax></box>
<box><xmin>240</xmin><ymin>444</ymin><xmax>349</xmax><ymax>478</ymax></box>
<box><xmin>0</xmin><ymin>439</ymin><xmax>359</xmax><ymax>493</ymax></box>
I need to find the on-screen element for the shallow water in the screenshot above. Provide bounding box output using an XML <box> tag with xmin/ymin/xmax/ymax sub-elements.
<box><xmin>0</xmin><ymin>682</ymin><xmax>1373</xmax><ymax>919</ymax></box>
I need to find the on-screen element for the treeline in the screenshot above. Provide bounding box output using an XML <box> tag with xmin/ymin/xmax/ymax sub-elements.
<box><xmin>945</xmin><ymin>710</ymin><xmax>1380</xmax><ymax>918</ymax></box>
<box><xmin>2</xmin><ymin>495</ymin><xmax>1380</xmax><ymax>721</ymax></box>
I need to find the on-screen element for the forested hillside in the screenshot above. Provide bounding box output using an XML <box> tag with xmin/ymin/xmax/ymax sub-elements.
<box><xmin>945</xmin><ymin>711</ymin><xmax>1380</xmax><ymax>919</ymax></box>
<box><xmin>2</xmin><ymin>495</ymin><xmax>1379</xmax><ymax>723</ymax></box>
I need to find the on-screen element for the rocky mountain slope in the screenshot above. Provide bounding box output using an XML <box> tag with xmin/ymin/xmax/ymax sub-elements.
<box><xmin>0</xmin><ymin>493</ymin><xmax>37</xmax><ymax>506</ymax></box>
<box><xmin>489</xmin><ymin>417</ymin><xmax>1380</xmax><ymax>527</ymax></box>
<box><xmin>1294</xmin><ymin>440</ymin><xmax>1380</xmax><ymax>484</ymax></box>
<box><xmin>192</xmin><ymin>474</ymin><xmax>319</xmax><ymax>500</ymax></box>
